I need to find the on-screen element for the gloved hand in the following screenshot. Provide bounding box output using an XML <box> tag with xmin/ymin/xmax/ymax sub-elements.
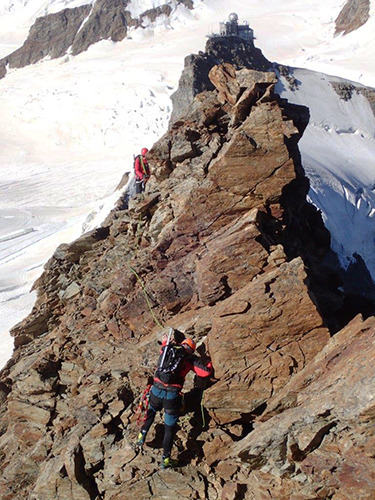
<box><xmin>161</xmin><ymin>333</ymin><xmax>175</xmax><ymax>345</ymax></box>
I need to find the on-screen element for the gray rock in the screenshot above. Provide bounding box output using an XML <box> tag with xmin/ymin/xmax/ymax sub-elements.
<box><xmin>335</xmin><ymin>0</ymin><xmax>370</xmax><ymax>35</ymax></box>
<box><xmin>0</xmin><ymin>0</ymin><xmax>195</xmax><ymax>78</ymax></box>
<box><xmin>59</xmin><ymin>282</ymin><xmax>81</xmax><ymax>303</ymax></box>
<box><xmin>2</xmin><ymin>6</ymin><xmax>91</xmax><ymax>69</ymax></box>
<box><xmin>71</xmin><ymin>0</ymin><xmax>133</xmax><ymax>56</ymax></box>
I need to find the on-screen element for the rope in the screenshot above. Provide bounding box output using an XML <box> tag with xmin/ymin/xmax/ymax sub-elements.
<box><xmin>200</xmin><ymin>397</ymin><xmax>206</xmax><ymax>428</ymax></box>
<box><xmin>128</xmin><ymin>264</ymin><xmax>164</xmax><ymax>329</ymax></box>
<box><xmin>136</xmin><ymin>384</ymin><xmax>152</xmax><ymax>427</ymax></box>
<box><xmin>128</xmin><ymin>267</ymin><xmax>210</xmax><ymax>429</ymax></box>
<box><xmin>134</xmin><ymin>214</ymin><xmax>142</xmax><ymax>252</ymax></box>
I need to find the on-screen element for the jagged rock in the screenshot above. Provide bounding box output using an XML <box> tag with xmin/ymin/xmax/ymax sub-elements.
<box><xmin>335</xmin><ymin>0</ymin><xmax>370</xmax><ymax>35</ymax></box>
<box><xmin>208</xmin><ymin>63</ymin><xmax>241</xmax><ymax>104</ymax></box>
<box><xmin>236</xmin><ymin>67</ymin><xmax>277</xmax><ymax>87</ymax></box>
<box><xmin>139</xmin><ymin>4</ymin><xmax>172</xmax><ymax>24</ymax></box>
<box><xmin>115</xmin><ymin>172</ymin><xmax>129</xmax><ymax>191</ymax></box>
<box><xmin>202</xmin><ymin>431</ymin><xmax>234</xmax><ymax>466</ymax></box>
<box><xmin>0</xmin><ymin>0</ymin><xmax>195</xmax><ymax>78</ymax></box>
<box><xmin>196</xmin><ymin>209</ymin><xmax>268</xmax><ymax>305</ymax></box>
<box><xmin>1</xmin><ymin>42</ymin><xmax>373</xmax><ymax>500</ymax></box>
<box><xmin>170</xmin><ymin>36</ymin><xmax>272</xmax><ymax>124</ymax></box>
<box><xmin>231</xmin><ymin>314</ymin><xmax>375</xmax><ymax>498</ymax></box>
<box><xmin>205</xmin><ymin>36</ymin><xmax>271</xmax><ymax>72</ymax></box>
<box><xmin>330</xmin><ymin>79</ymin><xmax>375</xmax><ymax>116</ymax></box>
<box><xmin>169</xmin><ymin>52</ymin><xmax>217</xmax><ymax>126</ymax></box>
<box><xmin>205</xmin><ymin>257</ymin><xmax>330</xmax><ymax>424</ymax></box>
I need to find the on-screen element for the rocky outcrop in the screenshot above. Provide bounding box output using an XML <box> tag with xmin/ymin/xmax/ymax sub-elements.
<box><xmin>330</xmin><ymin>80</ymin><xmax>375</xmax><ymax>116</ymax></box>
<box><xmin>2</xmin><ymin>5</ymin><xmax>92</xmax><ymax>69</ymax></box>
<box><xmin>0</xmin><ymin>1</ymin><xmax>130</xmax><ymax>74</ymax></box>
<box><xmin>335</xmin><ymin>0</ymin><xmax>370</xmax><ymax>35</ymax></box>
<box><xmin>170</xmin><ymin>36</ymin><xmax>272</xmax><ymax>125</ymax></box>
<box><xmin>0</xmin><ymin>0</ymin><xmax>194</xmax><ymax>78</ymax></box>
<box><xmin>71</xmin><ymin>0</ymin><xmax>134</xmax><ymax>56</ymax></box>
<box><xmin>0</xmin><ymin>59</ymin><xmax>374</xmax><ymax>499</ymax></box>
<box><xmin>232</xmin><ymin>313</ymin><xmax>375</xmax><ymax>498</ymax></box>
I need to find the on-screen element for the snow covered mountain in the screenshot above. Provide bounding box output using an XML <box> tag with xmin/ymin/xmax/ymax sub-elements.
<box><xmin>0</xmin><ymin>0</ymin><xmax>374</xmax><ymax>368</ymax></box>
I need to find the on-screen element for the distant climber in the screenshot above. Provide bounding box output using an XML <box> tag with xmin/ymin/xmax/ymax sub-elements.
<box><xmin>136</xmin><ymin>330</ymin><xmax>212</xmax><ymax>469</ymax></box>
<box><xmin>134</xmin><ymin>147</ymin><xmax>150</xmax><ymax>194</ymax></box>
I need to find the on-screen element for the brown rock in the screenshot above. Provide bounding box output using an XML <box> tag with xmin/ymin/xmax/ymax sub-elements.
<box><xmin>231</xmin><ymin>315</ymin><xmax>375</xmax><ymax>499</ymax></box>
<box><xmin>335</xmin><ymin>0</ymin><xmax>370</xmax><ymax>35</ymax></box>
<box><xmin>214</xmin><ymin>460</ymin><xmax>238</xmax><ymax>481</ymax></box>
<box><xmin>196</xmin><ymin>210</ymin><xmax>268</xmax><ymax>305</ymax></box>
<box><xmin>235</xmin><ymin>68</ymin><xmax>277</xmax><ymax>87</ymax></box>
<box><xmin>8</xmin><ymin>400</ymin><xmax>51</xmax><ymax>427</ymax></box>
<box><xmin>202</xmin><ymin>431</ymin><xmax>234</xmax><ymax>466</ymax></box>
<box><xmin>208</xmin><ymin>63</ymin><xmax>241</xmax><ymax>105</ymax></box>
<box><xmin>205</xmin><ymin>258</ymin><xmax>329</xmax><ymax>423</ymax></box>
<box><xmin>221</xmin><ymin>481</ymin><xmax>243</xmax><ymax>500</ymax></box>
<box><xmin>0</xmin><ymin>45</ymin><xmax>359</xmax><ymax>500</ymax></box>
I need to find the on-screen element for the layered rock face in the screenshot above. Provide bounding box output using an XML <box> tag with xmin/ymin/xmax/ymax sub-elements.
<box><xmin>335</xmin><ymin>0</ymin><xmax>370</xmax><ymax>35</ymax></box>
<box><xmin>0</xmin><ymin>60</ymin><xmax>374</xmax><ymax>499</ymax></box>
<box><xmin>233</xmin><ymin>313</ymin><xmax>375</xmax><ymax>499</ymax></box>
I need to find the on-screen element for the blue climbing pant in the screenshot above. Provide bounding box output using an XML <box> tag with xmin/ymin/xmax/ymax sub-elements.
<box><xmin>141</xmin><ymin>385</ymin><xmax>182</xmax><ymax>457</ymax></box>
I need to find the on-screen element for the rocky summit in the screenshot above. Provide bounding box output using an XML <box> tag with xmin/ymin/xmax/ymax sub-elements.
<box><xmin>0</xmin><ymin>49</ymin><xmax>375</xmax><ymax>500</ymax></box>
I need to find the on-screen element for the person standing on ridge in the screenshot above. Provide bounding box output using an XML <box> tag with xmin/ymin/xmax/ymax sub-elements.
<box><xmin>136</xmin><ymin>332</ymin><xmax>212</xmax><ymax>469</ymax></box>
<box><xmin>134</xmin><ymin>147</ymin><xmax>150</xmax><ymax>194</ymax></box>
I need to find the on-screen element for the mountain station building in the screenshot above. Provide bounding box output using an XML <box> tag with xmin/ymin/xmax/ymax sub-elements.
<box><xmin>217</xmin><ymin>13</ymin><xmax>255</xmax><ymax>42</ymax></box>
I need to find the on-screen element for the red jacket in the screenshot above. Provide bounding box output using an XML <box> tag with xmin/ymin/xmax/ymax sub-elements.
<box><xmin>154</xmin><ymin>342</ymin><xmax>212</xmax><ymax>389</ymax></box>
<box><xmin>134</xmin><ymin>154</ymin><xmax>150</xmax><ymax>181</ymax></box>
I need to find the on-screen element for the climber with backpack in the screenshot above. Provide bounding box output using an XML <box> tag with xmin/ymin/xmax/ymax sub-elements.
<box><xmin>136</xmin><ymin>328</ymin><xmax>213</xmax><ymax>469</ymax></box>
<box><xmin>134</xmin><ymin>147</ymin><xmax>150</xmax><ymax>194</ymax></box>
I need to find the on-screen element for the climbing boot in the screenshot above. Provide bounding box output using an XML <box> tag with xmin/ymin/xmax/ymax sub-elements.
<box><xmin>136</xmin><ymin>431</ymin><xmax>146</xmax><ymax>447</ymax></box>
<box><xmin>161</xmin><ymin>456</ymin><xmax>179</xmax><ymax>469</ymax></box>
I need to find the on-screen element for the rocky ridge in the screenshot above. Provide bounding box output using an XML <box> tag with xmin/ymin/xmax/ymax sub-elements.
<box><xmin>0</xmin><ymin>48</ymin><xmax>375</xmax><ymax>500</ymax></box>
<box><xmin>0</xmin><ymin>0</ymin><xmax>193</xmax><ymax>79</ymax></box>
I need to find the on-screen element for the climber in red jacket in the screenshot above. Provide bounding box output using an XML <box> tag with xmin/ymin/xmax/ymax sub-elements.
<box><xmin>134</xmin><ymin>147</ymin><xmax>150</xmax><ymax>194</ymax></box>
<box><xmin>136</xmin><ymin>334</ymin><xmax>212</xmax><ymax>469</ymax></box>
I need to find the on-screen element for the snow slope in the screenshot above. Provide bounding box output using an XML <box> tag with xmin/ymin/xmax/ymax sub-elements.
<box><xmin>276</xmin><ymin>69</ymin><xmax>375</xmax><ymax>275</ymax></box>
<box><xmin>0</xmin><ymin>0</ymin><xmax>375</xmax><ymax>368</ymax></box>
